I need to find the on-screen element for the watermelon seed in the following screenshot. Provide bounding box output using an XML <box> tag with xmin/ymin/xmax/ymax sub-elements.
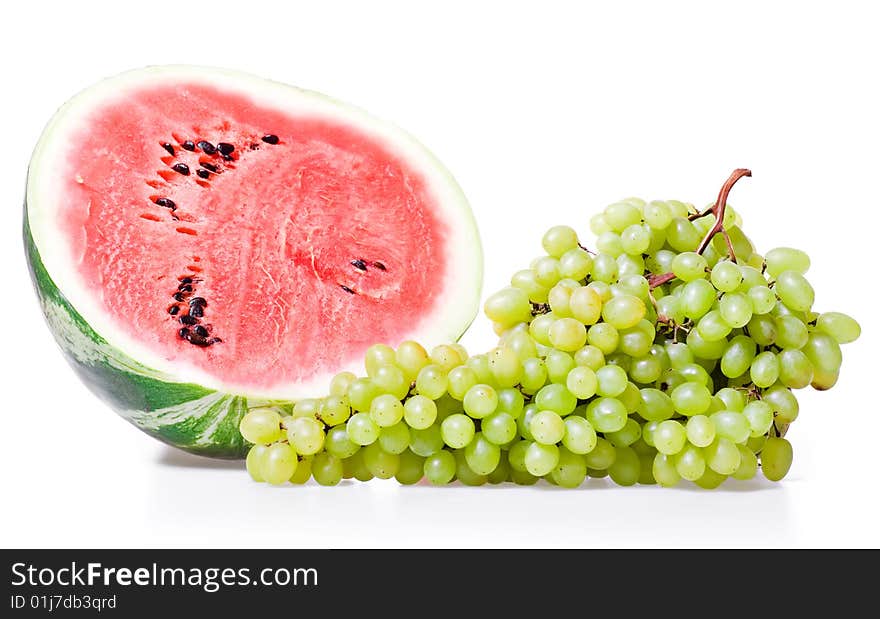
<box><xmin>197</xmin><ymin>169</ymin><xmax>210</xmax><ymax>179</ymax></box>
<box><xmin>190</xmin><ymin>305</ymin><xmax>204</xmax><ymax>318</ymax></box>
<box><xmin>173</xmin><ymin>292</ymin><xmax>188</xmax><ymax>302</ymax></box>
<box><xmin>190</xmin><ymin>297</ymin><xmax>207</xmax><ymax>307</ymax></box>
<box><xmin>181</xmin><ymin>140</ymin><xmax>196</xmax><ymax>151</ymax></box>
<box><xmin>168</xmin><ymin>305</ymin><xmax>180</xmax><ymax>315</ymax></box>
<box><xmin>249</xmin><ymin>143</ymin><xmax>260</xmax><ymax>150</ymax></box>
<box><xmin>154</xmin><ymin>197</ymin><xmax>176</xmax><ymax>210</ymax></box>
<box><xmin>178</xmin><ymin>284</ymin><xmax>193</xmax><ymax>293</ymax></box>
<box><xmin>200</xmin><ymin>162</ymin><xmax>218</xmax><ymax>173</ymax></box>
<box><xmin>351</xmin><ymin>259</ymin><xmax>367</xmax><ymax>271</ymax></box>
<box><xmin>193</xmin><ymin>325</ymin><xmax>209</xmax><ymax>337</ymax></box>
<box><xmin>261</xmin><ymin>134</ymin><xmax>279</xmax><ymax>144</ymax></box>
<box><xmin>197</xmin><ymin>140</ymin><xmax>216</xmax><ymax>154</ymax></box>
<box><xmin>179</xmin><ymin>277</ymin><xmax>193</xmax><ymax>284</ymax></box>
<box><xmin>179</xmin><ymin>315</ymin><xmax>198</xmax><ymax>325</ymax></box>
<box><xmin>372</xmin><ymin>261</ymin><xmax>387</xmax><ymax>271</ymax></box>
<box><xmin>161</xmin><ymin>142</ymin><xmax>175</xmax><ymax>156</ymax></box>
<box><xmin>221</xmin><ymin>153</ymin><xmax>234</xmax><ymax>161</ymax></box>
<box><xmin>172</xmin><ymin>163</ymin><xmax>190</xmax><ymax>176</ymax></box>
<box><xmin>340</xmin><ymin>285</ymin><xmax>357</xmax><ymax>294</ymax></box>
<box><xmin>217</xmin><ymin>142</ymin><xmax>235</xmax><ymax>155</ymax></box>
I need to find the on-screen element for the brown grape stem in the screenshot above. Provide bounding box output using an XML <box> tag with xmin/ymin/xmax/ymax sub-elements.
<box><xmin>648</xmin><ymin>168</ymin><xmax>752</xmax><ymax>289</ymax></box>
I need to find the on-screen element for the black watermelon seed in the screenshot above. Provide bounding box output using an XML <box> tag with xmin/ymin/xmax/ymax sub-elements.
<box><xmin>172</xmin><ymin>163</ymin><xmax>190</xmax><ymax>176</ymax></box>
<box><xmin>372</xmin><ymin>261</ymin><xmax>387</xmax><ymax>271</ymax></box>
<box><xmin>351</xmin><ymin>259</ymin><xmax>367</xmax><ymax>271</ymax></box>
<box><xmin>249</xmin><ymin>143</ymin><xmax>260</xmax><ymax>150</ymax></box>
<box><xmin>221</xmin><ymin>153</ymin><xmax>234</xmax><ymax>161</ymax></box>
<box><xmin>187</xmin><ymin>334</ymin><xmax>211</xmax><ymax>347</ymax></box>
<box><xmin>173</xmin><ymin>292</ymin><xmax>187</xmax><ymax>302</ymax></box>
<box><xmin>190</xmin><ymin>305</ymin><xmax>204</xmax><ymax>318</ymax></box>
<box><xmin>168</xmin><ymin>305</ymin><xmax>180</xmax><ymax>315</ymax></box>
<box><xmin>217</xmin><ymin>142</ymin><xmax>235</xmax><ymax>155</ymax></box>
<box><xmin>200</xmin><ymin>162</ymin><xmax>218</xmax><ymax>172</ymax></box>
<box><xmin>179</xmin><ymin>277</ymin><xmax>193</xmax><ymax>284</ymax></box>
<box><xmin>193</xmin><ymin>325</ymin><xmax>209</xmax><ymax>337</ymax></box>
<box><xmin>189</xmin><ymin>297</ymin><xmax>207</xmax><ymax>307</ymax></box>
<box><xmin>181</xmin><ymin>140</ymin><xmax>196</xmax><ymax>151</ymax></box>
<box><xmin>162</xmin><ymin>142</ymin><xmax>175</xmax><ymax>156</ymax></box>
<box><xmin>197</xmin><ymin>169</ymin><xmax>210</xmax><ymax>179</ymax></box>
<box><xmin>178</xmin><ymin>327</ymin><xmax>190</xmax><ymax>338</ymax></box>
<box><xmin>155</xmin><ymin>197</ymin><xmax>176</xmax><ymax>210</ymax></box>
<box><xmin>197</xmin><ymin>140</ymin><xmax>216</xmax><ymax>154</ymax></box>
<box><xmin>178</xmin><ymin>284</ymin><xmax>193</xmax><ymax>293</ymax></box>
<box><xmin>340</xmin><ymin>284</ymin><xmax>356</xmax><ymax>294</ymax></box>
<box><xmin>261</xmin><ymin>134</ymin><xmax>279</xmax><ymax>144</ymax></box>
<box><xmin>179</xmin><ymin>315</ymin><xmax>198</xmax><ymax>325</ymax></box>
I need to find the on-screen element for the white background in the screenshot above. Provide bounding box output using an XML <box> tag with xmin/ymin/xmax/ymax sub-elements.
<box><xmin>1</xmin><ymin>0</ymin><xmax>877</xmax><ymax>548</ymax></box>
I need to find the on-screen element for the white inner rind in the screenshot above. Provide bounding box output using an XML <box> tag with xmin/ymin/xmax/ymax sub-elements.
<box><xmin>27</xmin><ymin>65</ymin><xmax>483</xmax><ymax>399</ymax></box>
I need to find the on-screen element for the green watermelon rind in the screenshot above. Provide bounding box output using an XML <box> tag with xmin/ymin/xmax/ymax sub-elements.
<box><xmin>24</xmin><ymin>209</ymin><xmax>258</xmax><ymax>458</ymax></box>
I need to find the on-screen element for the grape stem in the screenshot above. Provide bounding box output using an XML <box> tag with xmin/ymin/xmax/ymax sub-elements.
<box><xmin>648</xmin><ymin>168</ymin><xmax>752</xmax><ymax>289</ymax></box>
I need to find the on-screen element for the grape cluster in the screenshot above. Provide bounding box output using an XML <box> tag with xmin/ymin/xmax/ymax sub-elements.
<box><xmin>241</xmin><ymin>169</ymin><xmax>860</xmax><ymax>489</ymax></box>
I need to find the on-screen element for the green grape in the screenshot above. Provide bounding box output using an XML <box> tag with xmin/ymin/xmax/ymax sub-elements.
<box><xmin>566</xmin><ymin>366</ymin><xmax>598</xmax><ymax>399</ymax></box>
<box><xmin>542</xmin><ymin>225</ymin><xmax>580</xmax><ymax>257</ymax></box>
<box><xmin>641</xmin><ymin>421</ymin><xmax>659</xmax><ymax>447</ymax></box>
<box><xmin>653</xmin><ymin>453</ymin><xmax>681</xmax><ymax>487</ymax></box>
<box><xmin>329</xmin><ymin>371</ymin><xmax>357</xmax><ymax>397</ymax></box>
<box><xmin>584</xmin><ymin>437</ymin><xmax>617</xmax><ymax>470</ymax></box>
<box><xmin>606</xmin><ymin>418</ymin><xmax>642</xmax><ymax>447</ymax></box>
<box><xmin>545</xmin><ymin>349</ymin><xmax>575</xmax><ymax>383</ymax></box>
<box><xmin>496</xmin><ymin>388</ymin><xmax>524</xmax><ymax>418</ymax></box>
<box><xmin>245</xmin><ymin>444</ymin><xmax>269</xmax><ymax>482</ymax></box>
<box><xmin>574</xmin><ymin>344</ymin><xmax>605</xmax><ymax>370</ymax></box>
<box><xmin>510</xmin><ymin>467</ymin><xmax>540</xmax><ymax>485</ymax></box>
<box><xmin>511</xmin><ymin>268</ymin><xmax>549</xmax><ymax>303</ymax></box>
<box><xmin>597</xmin><ymin>231</ymin><xmax>624</xmax><ymax>257</ymax></box>
<box><xmin>720</xmin><ymin>335</ymin><xmax>757</xmax><ymax>378</ymax></box>
<box><xmin>395</xmin><ymin>340</ymin><xmax>430</xmax><ymax>381</ymax></box>
<box><xmin>778</xmin><ymin>349</ymin><xmax>813</xmax><ymax>388</ymax></box>
<box><xmin>533</xmin><ymin>256</ymin><xmax>562</xmax><ymax>288</ymax></box>
<box><xmin>346</xmin><ymin>451</ymin><xmax>374</xmax><ymax>482</ymax></box>
<box><xmin>761</xmin><ymin>437</ymin><xmax>793</xmax><ymax>481</ymax></box>
<box><xmin>525</xmin><ymin>442</ymin><xmax>560</xmax><ymax>476</ymax></box>
<box><xmin>585</xmin><ymin>397</ymin><xmax>628</xmax><ymax>432</ymax></box>
<box><xmin>551</xmin><ymin>448</ymin><xmax>588</xmax><ymax>488</ymax></box>
<box><xmin>371</xmin><ymin>364</ymin><xmax>409</xmax><ymax>400</ymax></box>
<box><xmin>716</xmin><ymin>387</ymin><xmax>746</xmax><ymax>411</ymax></box>
<box><xmin>603</xmin><ymin>201</ymin><xmax>641</xmax><ymax>231</ymax></box>
<box><xmin>464</xmin><ymin>433</ymin><xmax>502</xmax><ymax>475</ymax></box>
<box><xmin>562</xmin><ymin>416</ymin><xmax>597</xmax><ymax>454</ymax></box>
<box><xmin>529</xmin><ymin>313</ymin><xmax>555</xmax><ymax>346</ymax></box>
<box><xmin>595</xmin><ymin>364</ymin><xmax>628</xmax><ymax>397</ymax></box>
<box><xmin>548</xmin><ymin>283</ymin><xmax>573</xmax><ymax>317</ymax></box>
<box><xmin>629</xmin><ymin>355</ymin><xmax>663</xmax><ymax>384</ymax></box>
<box><xmin>292</xmin><ymin>399</ymin><xmax>320</xmax><ymax>419</ymax></box>
<box><xmin>742</xmin><ymin>400</ymin><xmax>773</xmax><ymax>437</ymax></box>
<box><xmin>535</xmin><ymin>383</ymin><xmax>578</xmax><ymax>416</ymax></box>
<box><xmin>675</xmin><ymin>445</ymin><xmax>706</xmax><ymax>481</ymax></box>
<box><xmin>415</xmin><ymin>364</ymin><xmax>447</xmax><ymax>400</ymax></box>
<box><xmin>608</xmin><ymin>446</ymin><xmax>640</xmax><ymax>486</ymax></box>
<box><xmin>710</xmin><ymin>411</ymin><xmax>751</xmax><ymax>444</ymax></box>
<box><xmin>508</xmin><ymin>440</ymin><xmax>531</xmax><ymax>472</ymax></box>
<box><xmin>518</xmin><ymin>405</ymin><xmax>538</xmax><ymax>441</ymax></box>
<box><xmin>566</xmin><ymin>287</ymin><xmax>601</xmax><ymax>326</ymax></box>
<box><xmin>447</xmin><ymin>366</ymin><xmax>478</xmax><ymax>400</ymax></box>
<box><xmin>747</xmin><ymin>314</ymin><xmax>777</xmax><ymax>346</ymax></box>
<box><xmin>396</xmin><ymin>450</ymin><xmax>426</xmax><ymax>485</ymax></box>
<box><xmin>620</xmin><ymin>224</ymin><xmax>651</xmax><ymax>255</ymax></box>
<box><xmin>325</xmin><ymin>426</ymin><xmax>360</xmax><ymax>459</ymax></box>
<box><xmin>811</xmin><ymin>366</ymin><xmax>840</xmax><ymax>390</ymax></box>
<box><xmin>686</xmin><ymin>415</ymin><xmax>716</xmax><ymax>448</ymax></box>
<box><xmin>347</xmin><ymin>412</ymin><xmax>380</xmax><ymax>446</ymax></box>
<box><xmin>723</xmin><ymin>225</ymin><xmax>754</xmax><ymax>261</ymax></box>
<box><xmin>530</xmin><ymin>410</ymin><xmax>566</xmax><ymax>445</ymax></box>
<box><xmin>696</xmin><ymin>310</ymin><xmax>732</xmax><ymax>341</ymax></box>
<box><xmin>441</xmin><ymin>413</ymin><xmax>476</xmax><ymax>448</ymax></box>
<box><xmin>520</xmin><ymin>357</ymin><xmax>548</xmax><ymax>394</ymax></box>
<box><xmin>484</xmin><ymin>287</ymin><xmax>532</xmax><ymax>327</ymax></box>
<box><xmin>311</xmin><ymin>453</ymin><xmax>344</xmax><ymax>486</ymax></box>
<box><xmin>719</xmin><ymin>292</ymin><xmax>752</xmax><ymax>328</ymax></box>
<box><xmin>370</xmin><ymin>393</ymin><xmax>405</xmax><ymax>427</ymax></box>
<box><xmin>775</xmin><ymin>315</ymin><xmax>808</xmax><ymax>349</ymax></box>
<box><xmin>488</xmin><ymin>346</ymin><xmax>523</xmax><ymax>387</ymax></box>
<box><xmin>747</xmin><ymin>435</ymin><xmax>767</xmax><ymax>454</ymax></box>
<box><xmin>587</xmin><ymin>280</ymin><xmax>613</xmax><ymax>302</ymax></box>
<box><xmin>671</xmin><ymin>382</ymin><xmax>712</xmax><ymax>416</ymax></box>
<box><xmin>666</xmin><ymin>342</ymin><xmax>695</xmax><ymax>369</ymax></box>
<box><xmin>403</xmin><ymin>395</ymin><xmax>438</xmax><ymax>430</ymax></box>
<box><xmin>738</xmin><ymin>264</ymin><xmax>765</xmax><ymax>289</ymax></box>
<box><xmin>320</xmin><ymin>395</ymin><xmax>351</xmax><ymax>426</ymax></box>
<box><xmin>617</xmin><ymin>320</ymin><xmax>654</xmax><ymax>358</ymax></box>
<box><xmin>654</xmin><ymin>420</ymin><xmax>687</xmax><ymax>455</ymax></box>
<box><xmin>462</xmin><ymin>384</ymin><xmax>499</xmax><ymax>419</ymax></box>
<box><xmin>710</xmin><ymin>260</ymin><xmax>742</xmax><ymax>292</ymax></box>
<box><xmin>451</xmin><ymin>450</ymin><xmax>486</xmax><ymax>486</ymax></box>
<box><xmin>590</xmin><ymin>212</ymin><xmax>611</xmax><ymax>235</ymax></box>
<box><xmin>667</xmin><ymin>217</ymin><xmax>702</xmax><ymax>252</ymax></box>
<box><xmin>619</xmin><ymin>382</ymin><xmax>641</xmax><ymax>413</ymax></box>
<box><xmin>637</xmin><ymin>388</ymin><xmax>675</xmax><ymax>422</ymax></box>
<box><xmin>289</xmin><ymin>456</ymin><xmax>312</xmax><ymax>484</ymax></box>
<box><xmin>680</xmin><ymin>279</ymin><xmax>716</xmax><ymax>320</ymax></box>
<box><xmin>424</xmin><ymin>450</ymin><xmax>456</xmax><ymax>484</ymax></box>
<box><xmin>774</xmin><ymin>271</ymin><xmax>814</xmax><ymax>312</ymax></box>
<box><xmin>601</xmin><ymin>294</ymin><xmax>646</xmax><ymax>330</ymax></box>
<box><xmin>348</xmin><ymin>378</ymin><xmax>380</xmax><ymax>412</ymax></box>
<box><xmin>287</xmin><ymin>417</ymin><xmax>325</xmax><ymax>455</ymax></box>
<box><xmin>765</xmin><ymin>247</ymin><xmax>810</xmax><ymax>278</ymax></box>
<box><xmin>365</xmin><ymin>343</ymin><xmax>396</xmax><ymax>377</ymax></box>
<box><xmin>586</xmin><ymin>322</ymin><xmax>619</xmax><ymax>354</ymax></box>
<box><xmin>378</xmin><ymin>422</ymin><xmax>411</xmax><ymax>454</ymax></box>
<box><xmin>816</xmin><ymin>311</ymin><xmax>861</xmax><ymax>344</ymax></box>
<box><xmin>361</xmin><ymin>443</ymin><xmax>399</xmax><ymax>479</ymax></box>
<box><xmin>464</xmin><ymin>354</ymin><xmax>495</xmax><ymax>387</ymax></box>
<box><xmin>802</xmin><ymin>333</ymin><xmax>842</xmax><ymax>374</ymax></box>
<box><xmin>483</xmin><ymin>411</ymin><xmax>518</xmax><ymax>445</ymax></box>
<box><xmin>239</xmin><ymin>408</ymin><xmax>282</xmax><ymax>445</ymax></box>
<box><xmin>672</xmin><ymin>252</ymin><xmax>708</xmax><ymax>282</ymax></box>
<box><xmin>704</xmin><ymin>437</ymin><xmax>741</xmax><ymax>475</ymax></box>
<box><xmin>644</xmin><ymin>200</ymin><xmax>673</xmax><ymax>229</ymax></box>
<box><xmin>732</xmin><ymin>445</ymin><xmax>758</xmax><ymax>480</ymax></box>
<box><xmin>763</xmin><ymin>385</ymin><xmax>799</xmax><ymax>423</ymax></box>
<box><xmin>549</xmin><ymin>317</ymin><xmax>588</xmax><ymax>351</ymax></box>
<box><xmin>750</xmin><ymin>351</ymin><xmax>780</xmax><ymax>388</ymax></box>
<box><xmin>263</xmin><ymin>443</ymin><xmax>298</xmax><ymax>485</ymax></box>
<box><xmin>591</xmin><ymin>253</ymin><xmax>619</xmax><ymax>283</ymax></box>
<box><xmin>649</xmin><ymin>249</ymin><xmax>677</xmax><ymax>274</ymax></box>
<box><xmin>409</xmin><ymin>424</ymin><xmax>444</xmax><ymax>457</ymax></box>
<box><xmin>559</xmin><ymin>248</ymin><xmax>593</xmax><ymax>280</ymax></box>
<box><xmin>486</xmin><ymin>455</ymin><xmax>510</xmax><ymax>484</ymax></box>
<box><xmin>505</xmin><ymin>331</ymin><xmax>539</xmax><ymax>362</ymax></box>
<box><xmin>694</xmin><ymin>468</ymin><xmax>727</xmax><ymax>489</ymax></box>
<box><xmin>430</xmin><ymin>344</ymin><xmax>466</xmax><ymax>372</ymax></box>
<box><xmin>748</xmin><ymin>285</ymin><xmax>776</xmax><ymax>314</ymax></box>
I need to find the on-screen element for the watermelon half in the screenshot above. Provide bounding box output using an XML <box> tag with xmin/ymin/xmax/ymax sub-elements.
<box><xmin>25</xmin><ymin>66</ymin><xmax>482</xmax><ymax>458</ymax></box>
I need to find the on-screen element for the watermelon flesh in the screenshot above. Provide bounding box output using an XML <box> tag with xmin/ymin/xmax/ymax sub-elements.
<box><xmin>26</xmin><ymin>66</ymin><xmax>481</xmax><ymax>456</ymax></box>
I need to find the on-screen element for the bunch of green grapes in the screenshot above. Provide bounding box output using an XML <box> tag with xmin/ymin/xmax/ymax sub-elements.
<box><xmin>241</xmin><ymin>169</ymin><xmax>860</xmax><ymax>489</ymax></box>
